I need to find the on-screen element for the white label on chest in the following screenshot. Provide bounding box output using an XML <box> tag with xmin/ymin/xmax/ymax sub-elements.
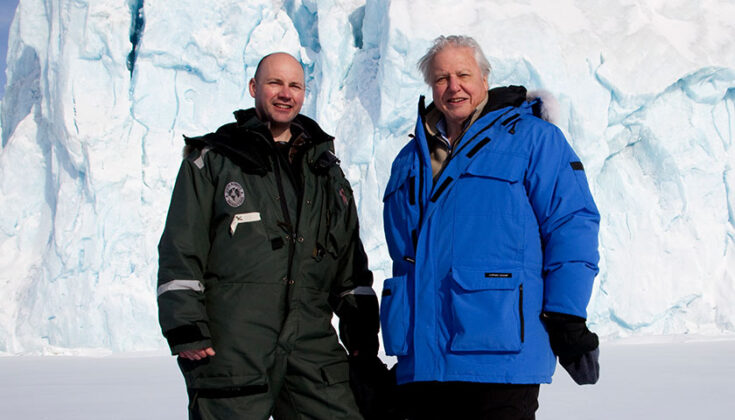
<box><xmin>230</xmin><ymin>212</ymin><xmax>261</xmax><ymax>235</ymax></box>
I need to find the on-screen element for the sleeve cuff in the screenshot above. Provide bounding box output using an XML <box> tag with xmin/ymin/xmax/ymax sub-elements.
<box><xmin>164</xmin><ymin>322</ymin><xmax>211</xmax><ymax>350</ymax></box>
<box><xmin>170</xmin><ymin>339</ymin><xmax>214</xmax><ymax>356</ymax></box>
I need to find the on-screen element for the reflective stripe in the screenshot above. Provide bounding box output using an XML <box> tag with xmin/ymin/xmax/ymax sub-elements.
<box><xmin>193</xmin><ymin>147</ymin><xmax>211</xmax><ymax>169</ymax></box>
<box><xmin>340</xmin><ymin>286</ymin><xmax>376</xmax><ymax>298</ymax></box>
<box><xmin>157</xmin><ymin>280</ymin><xmax>205</xmax><ymax>296</ymax></box>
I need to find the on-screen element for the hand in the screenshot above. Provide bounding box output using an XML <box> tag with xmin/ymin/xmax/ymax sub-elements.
<box><xmin>542</xmin><ymin>312</ymin><xmax>598</xmax><ymax>364</ymax></box>
<box><xmin>179</xmin><ymin>347</ymin><xmax>215</xmax><ymax>360</ymax></box>
<box><xmin>338</xmin><ymin>294</ymin><xmax>380</xmax><ymax>358</ymax></box>
<box><xmin>542</xmin><ymin>312</ymin><xmax>600</xmax><ymax>385</ymax></box>
<box><xmin>561</xmin><ymin>347</ymin><xmax>600</xmax><ymax>385</ymax></box>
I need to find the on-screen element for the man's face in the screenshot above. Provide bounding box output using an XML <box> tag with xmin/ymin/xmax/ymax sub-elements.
<box><xmin>429</xmin><ymin>46</ymin><xmax>489</xmax><ymax>128</ymax></box>
<box><xmin>249</xmin><ymin>53</ymin><xmax>305</xmax><ymax>126</ymax></box>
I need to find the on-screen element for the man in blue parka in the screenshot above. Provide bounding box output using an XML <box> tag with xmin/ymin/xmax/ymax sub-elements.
<box><xmin>381</xmin><ymin>35</ymin><xmax>601</xmax><ymax>419</ymax></box>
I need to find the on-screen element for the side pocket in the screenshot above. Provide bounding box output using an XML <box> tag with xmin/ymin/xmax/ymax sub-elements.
<box><xmin>321</xmin><ymin>360</ymin><xmax>350</xmax><ymax>385</ymax></box>
<box><xmin>449</xmin><ymin>267</ymin><xmax>523</xmax><ymax>353</ymax></box>
<box><xmin>380</xmin><ymin>275</ymin><xmax>410</xmax><ymax>356</ymax></box>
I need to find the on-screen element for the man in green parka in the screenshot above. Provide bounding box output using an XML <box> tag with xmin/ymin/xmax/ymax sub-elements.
<box><xmin>157</xmin><ymin>52</ymin><xmax>379</xmax><ymax>420</ymax></box>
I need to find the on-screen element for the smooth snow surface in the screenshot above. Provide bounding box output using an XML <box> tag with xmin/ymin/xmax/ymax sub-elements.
<box><xmin>0</xmin><ymin>0</ymin><xmax>734</xmax><ymax>353</ymax></box>
<box><xmin>2</xmin><ymin>338</ymin><xmax>734</xmax><ymax>419</ymax></box>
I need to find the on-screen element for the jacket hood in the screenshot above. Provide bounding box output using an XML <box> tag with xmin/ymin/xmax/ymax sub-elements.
<box><xmin>182</xmin><ymin>108</ymin><xmax>334</xmax><ymax>175</ymax></box>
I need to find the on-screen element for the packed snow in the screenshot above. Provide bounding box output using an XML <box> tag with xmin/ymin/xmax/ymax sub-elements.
<box><xmin>0</xmin><ymin>0</ymin><xmax>734</xmax><ymax>356</ymax></box>
<box><xmin>2</xmin><ymin>337</ymin><xmax>734</xmax><ymax>419</ymax></box>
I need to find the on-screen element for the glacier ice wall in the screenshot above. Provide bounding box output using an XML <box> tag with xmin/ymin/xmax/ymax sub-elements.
<box><xmin>0</xmin><ymin>0</ymin><xmax>733</xmax><ymax>354</ymax></box>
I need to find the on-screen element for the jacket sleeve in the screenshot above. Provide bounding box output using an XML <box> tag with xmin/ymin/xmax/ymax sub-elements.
<box><xmin>525</xmin><ymin>124</ymin><xmax>600</xmax><ymax>318</ymax></box>
<box><xmin>157</xmin><ymin>149</ymin><xmax>215</xmax><ymax>354</ymax></box>
<box><xmin>328</xmin><ymin>170</ymin><xmax>379</xmax><ymax>357</ymax></box>
<box><xmin>335</xmin><ymin>229</ymin><xmax>380</xmax><ymax>357</ymax></box>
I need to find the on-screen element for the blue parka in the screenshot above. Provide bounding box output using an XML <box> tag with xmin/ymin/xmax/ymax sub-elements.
<box><xmin>381</xmin><ymin>89</ymin><xmax>600</xmax><ymax>385</ymax></box>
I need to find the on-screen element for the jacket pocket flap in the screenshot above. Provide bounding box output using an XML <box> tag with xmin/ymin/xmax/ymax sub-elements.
<box><xmin>451</xmin><ymin>267</ymin><xmax>519</xmax><ymax>291</ymax></box>
<box><xmin>321</xmin><ymin>361</ymin><xmax>349</xmax><ymax>385</ymax></box>
<box><xmin>383</xmin><ymin>160</ymin><xmax>413</xmax><ymax>202</ymax></box>
<box><xmin>464</xmin><ymin>153</ymin><xmax>525</xmax><ymax>183</ymax></box>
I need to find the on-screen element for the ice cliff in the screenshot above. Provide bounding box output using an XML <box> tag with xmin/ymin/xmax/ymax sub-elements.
<box><xmin>0</xmin><ymin>0</ymin><xmax>733</xmax><ymax>353</ymax></box>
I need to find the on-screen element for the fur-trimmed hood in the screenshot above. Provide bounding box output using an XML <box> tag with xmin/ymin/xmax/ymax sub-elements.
<box><xmin>419</xmin><ymin>85</ymin><xmax>561</xmax><ymax>178</ymax></box>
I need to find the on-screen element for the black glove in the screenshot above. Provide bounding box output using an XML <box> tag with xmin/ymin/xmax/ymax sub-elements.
<box><xmin>543</xmin><ymin>312</ymin><xmax>600</xmax><ymax>385</ymax></box>
<box><xmin>338</xmin><ymin>293</ymin><xmax>380</xmax><ymax>357</ymax></box>
<box><xmin>561</xmin><ymin>347</ymin><xmax>600</xmax><ymax>385</ymax></box>
<box><xmin>349</xmin><ymin>356</ymin><xmax>400</xmax><ymax>420</ymax></box>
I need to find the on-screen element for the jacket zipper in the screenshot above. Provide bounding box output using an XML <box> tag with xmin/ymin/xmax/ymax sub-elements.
<box><xmin>271</xmin><ymin>155</ymin><xmax>297</xmax><ymax>285</ymax></box>
<box><xmin>253</xmin><ymin>130</ymin><xmax>298</xmax><ymax>319</ymax></box>
<box><xmin>418</xmin><ymin>161</ymin><xmax>425</xmax><ymax>233</ymax></box>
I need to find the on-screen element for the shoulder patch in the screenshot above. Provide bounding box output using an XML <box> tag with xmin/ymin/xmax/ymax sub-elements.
<box><xmin>338</xmin><ymin>186</ymin><xmax>349</xmax><ymax>206</ymax></box>
<box><xmin>224</xmin><ymin>181</ymin><xmax>245</xmax><ymax>207</ymax></box>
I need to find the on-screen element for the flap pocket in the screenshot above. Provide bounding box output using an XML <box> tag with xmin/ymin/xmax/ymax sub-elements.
<box><xmin>449</xmin><ymin>267</ymin><xmax>523</xmax><ymax>353</ymax></box>
<box><xmin>452</xmin><ymin>267</ymin><xmax>519</xmax><ymax>291</ymax></box>
<box><xmin>383</xmin><ymin>161</ymin><xmax>413</xmax><ymax>202</ymax></box>
<box><xmin>464</xmin><ymin>153</ymin><xmax>525</xmax><ymax>183</ymax></box>
<box><xmin>380</xmin><ymin>275</ymin><xmax>411</xmax><ymax>356</ymax></box>
<box><xmin>321</xmin><ymin>361</ymin><xmax>349</xmax><ymax>385</ymax></box>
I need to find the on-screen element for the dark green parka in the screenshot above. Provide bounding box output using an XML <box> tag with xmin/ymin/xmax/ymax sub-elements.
<box><xmin>157</xmin><ymin>109</ymin><xmax>377</xmax><ymax>393</ymax></box>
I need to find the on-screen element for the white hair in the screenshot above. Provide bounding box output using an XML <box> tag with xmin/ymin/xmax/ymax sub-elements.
<box><xmin>417</xmin><ymin>35</ymin><xmax>491</xmax><ymax>84</ymax></box>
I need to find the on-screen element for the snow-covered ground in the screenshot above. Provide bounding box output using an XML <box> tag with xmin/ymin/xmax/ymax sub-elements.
<box><xmin>3</xmin><ymin>337</ymin><xmax>734</xmax><ymax>419</ymax></box>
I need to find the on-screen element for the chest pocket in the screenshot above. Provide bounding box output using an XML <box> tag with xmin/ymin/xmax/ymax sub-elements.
<box><xmin>452</xmin><ymin>153</ymin><xmax>528</xmax><ymax>265</ymax></box>
<box><xmin>456</xmin><ymin>153</ymin><xmax>526</xmax><ymax>212</ymax></box>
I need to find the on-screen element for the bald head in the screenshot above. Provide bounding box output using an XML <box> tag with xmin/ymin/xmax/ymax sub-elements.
<box><xmin>253</xmin><ymin>52</ymin><xmax>304</xmax><ymax>83</ymax></box>
<box><xmin>249</xmin><ymin>52</ymin><xmax>306</xmax><ymax>141</ymax></box>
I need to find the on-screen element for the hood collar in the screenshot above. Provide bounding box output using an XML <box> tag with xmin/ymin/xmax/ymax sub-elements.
<box><xmin>232</xmin><ymin>108</ymin><xmax>334</xmax><ymax>145</ymax></box>
<box><xmin>181</xmin><ymin>108</ymin><xmax>334</xmax><ymax>175</ymax></box>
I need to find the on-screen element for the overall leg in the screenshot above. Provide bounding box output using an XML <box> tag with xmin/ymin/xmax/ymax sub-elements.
<box><xmin>185</xmin><ymin>349</ymin><xmax>290</xmax><ymax>420</ymax></box>
<box><xmin>273</xmin><ymin>342</ymin><xmax>362</xmax><ymax>419</ymax></box>
<box><xmin>187</xmin><ymin>386</ymin><xmax>274</xmax><ymax>420</ymax></box>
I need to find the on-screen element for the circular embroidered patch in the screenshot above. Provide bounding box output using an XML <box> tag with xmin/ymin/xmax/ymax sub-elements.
<box><xmin>224</xmin><ymin>181</ymin><xmax>245</xmax><ymax>207</ymax></box>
